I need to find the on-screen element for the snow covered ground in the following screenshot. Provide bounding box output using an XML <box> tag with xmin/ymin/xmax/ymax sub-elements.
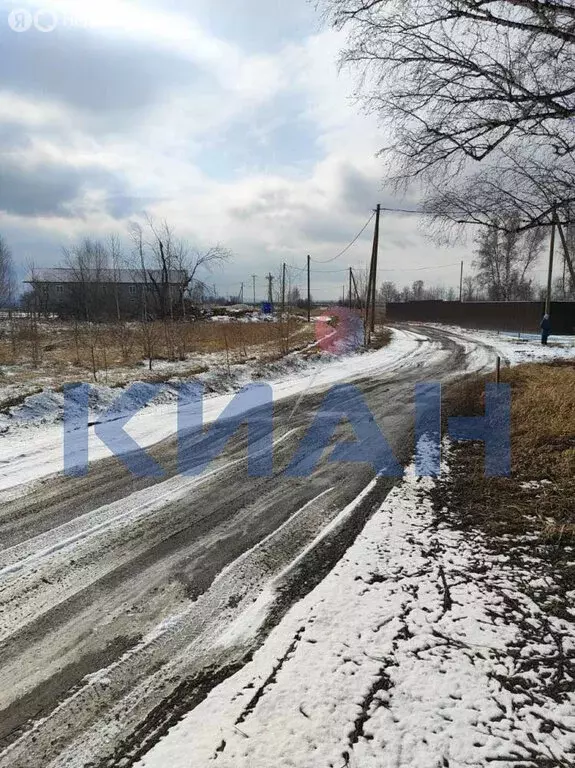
<box><xmin>430</xmin><ymin>324</ymin><xmax>575</xmax><ymax>366</ymax></box>
<box><xmin>137</xmin><ymin>449</ymin><xmax>575</xmax><ymax>768</ymax></box>
<box><xmin>0</xmin><ymin>327</ymin><xmax>439</xmax><ymax>500</ymax></box>
<box><xmin>2</xmin><ymin>322</ymin><xmax>573</xmax><ymax>767</ymax></box>
<box><xmin>1</xmin><ymin>321</ymin><xmax>573</xmax><ymax>502</ymax></box>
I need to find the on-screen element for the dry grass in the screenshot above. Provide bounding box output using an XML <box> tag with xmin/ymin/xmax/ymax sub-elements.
<box><xmin>504</xmin><ymin>363</ymin><xmax>575</xmax><ymax>478</ymax></box>
<box><xmin>440</xmin><ymin>361</ymin><xmax>575</xmax><ymax>620</ymax></box>
<box><xmin>0</xmin><ymin>317</ymin><xmax>317</xmax><ymax>393</ymax></box>
<box><xmin>370</xmin><ymin>326</ymin><xmax>393</xmax><ymax>350</ymax></box>
<box><xmin>446</xmin><ymin>362</ymin><xmax>575</xmax><ymax>480</ymax></box>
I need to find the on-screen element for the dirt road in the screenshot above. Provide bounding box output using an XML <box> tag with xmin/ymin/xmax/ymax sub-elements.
<box><xmin>0</xmin><ymin>325</ymin><xmax>498</xmax><ymax>767</ymax></box>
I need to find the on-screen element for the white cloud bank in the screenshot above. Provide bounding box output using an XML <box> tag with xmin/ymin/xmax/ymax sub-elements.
<box><xmin>0</xmin><ymin>0</ymin><xmax>471</xmax><ymax>297</ymax></box>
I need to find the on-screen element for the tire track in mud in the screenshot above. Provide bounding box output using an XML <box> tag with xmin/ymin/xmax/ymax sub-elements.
<box><xmin>0</xmin><ymin>326</ymin><xmax>500</xmax><ymax>767</ymax></box>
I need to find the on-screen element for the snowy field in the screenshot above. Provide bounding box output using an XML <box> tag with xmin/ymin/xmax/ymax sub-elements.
<box><xmin>138</xmin><ymin>449</ymin><xmax>575</xmax><ymax>768</ymax></box>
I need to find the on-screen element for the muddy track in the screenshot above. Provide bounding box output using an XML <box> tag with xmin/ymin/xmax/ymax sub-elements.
<box><xmin>0</xmin><ymin>325</ymin><xmax>499</xmax><ymax>767</ymax></box>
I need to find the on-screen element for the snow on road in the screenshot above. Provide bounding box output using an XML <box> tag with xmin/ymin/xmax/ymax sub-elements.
<box><xmin>137</xmin><ymin>452</ymin><xmax>575</xmax><ymax>768</ymax></box>
<box><xmin>2</xmin><ymin>320</ymin><xmax>570</xmax><ymax>504</ymax></box>
<box><xmin>0</xmin><ymin>327</ymin><xmax>439</xmax><ymax>499</ymax></box>
<box><xmin>2</xmin><ymin>322</ymin><xmax>573</xmax><ymax>766</ymax></box>
<box><xmin>432</xmin><ymin>325</ymin><xmax>575</xmax><ymax>366</ymax></box>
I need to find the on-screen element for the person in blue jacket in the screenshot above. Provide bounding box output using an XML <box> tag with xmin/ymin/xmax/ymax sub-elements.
<box><xmin>540</xmin><ymin>313</ymin><xmax>551</xmax><ymax>345</ymax></box>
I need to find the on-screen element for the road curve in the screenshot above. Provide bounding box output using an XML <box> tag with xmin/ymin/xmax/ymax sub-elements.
<box><xmin>0</xmin><ymin>325</ymin><xmax>498</xmax><ymax>768</ymax></box>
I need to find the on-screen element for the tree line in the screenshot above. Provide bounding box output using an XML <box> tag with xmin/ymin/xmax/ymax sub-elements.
<box><xmin>0</xmin><ymin>219</ymin><xmax>232</xmax><ymax>372</ymax></box>
<box><xmin>0</xmin><ymin>217</ymin><xmax>231</xmax><ymax>321</ymax></box>
<box><xmin>378</xmin><ymin>209</ymin><xmax>573</xmax><ymax>303</ymax></box>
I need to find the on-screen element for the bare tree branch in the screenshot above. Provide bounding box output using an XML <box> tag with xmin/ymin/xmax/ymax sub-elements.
<box><xmin>321</xmin><ymin>0</ymin><xmax>575</xmax><ymax>187</ymax></box>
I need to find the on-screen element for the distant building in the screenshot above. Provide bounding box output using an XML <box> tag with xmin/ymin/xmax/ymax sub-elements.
<box><xmin>24</xmin><ymin>267</ymin><xmax>189</xmax><ymax>320</ymax></box>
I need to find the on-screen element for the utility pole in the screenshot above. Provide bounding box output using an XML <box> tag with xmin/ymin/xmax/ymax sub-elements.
<box><xmin>349</xmin><ymin>267</ymin><xmax>353</xmax><ymax>309</ymax></box>
<box><xmin>307</xmin><ymin>254</ymin><xmax>311</xmax><ymax>322</ymax></box>
<box><xmin>546</xmin><ymin>207</ymin><xmax>557</xmax><ymax>317</ymax></box>
<box><xmin>281</xmin><ymin>262</ymin><xmax>287</xmax><ymax>317</ymax></box>
<box><xmin>351</xmin><ymin>269</ymin><xmax>362</xmax><ymax>311</ymax></box>
<box><xmin>365</xmin><ymin>258</ymin><xmax>374</xmax><ymax>334</ymax></box>
<box><xmin>238</xmin><ymin>282</ymin><xmax>244</xmax><ymax>304</ymax></box>
<box><xmin>252</xmin><ymin>274</ymin><xmax>257</xmax><ymax>308</ymax></box>
<box><xmin>369</xmin><ymin>203</ymin><xmax>381</xmax><ymax>333</ymax></box>
<box><xmin>556</xmin><ymin>218</ymin><xmax>575</xmax><ymax>290</ymax></box>
<box><xmin>266</xmin><ymin>273</ymin><xmax>274</xmax><ymax>308</ymax></box>
<box><xmin>459</xmin><ymin>261</ymin><xmax>464</xmax><ymax>302</ymax></box>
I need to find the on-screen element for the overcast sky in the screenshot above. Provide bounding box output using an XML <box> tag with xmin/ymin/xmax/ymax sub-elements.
<box><xmin>0</xmin><ymin>0</ymin><xmax>482</xmax><ymax>300</ymax></box>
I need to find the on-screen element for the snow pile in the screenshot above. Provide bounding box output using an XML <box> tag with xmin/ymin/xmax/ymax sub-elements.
<box><xmin>0</xmin><ymin>344</ymin><xmax>359</xmax><ymax>435</ymax></box>
<box><xmin>138</xmin><ymin>454</ymin><xmax>575</xmax><ymax>768</ymax></box>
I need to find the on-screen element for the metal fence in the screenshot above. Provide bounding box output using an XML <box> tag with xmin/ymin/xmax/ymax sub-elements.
<box><xmin>385</xmin><ymin>300</ymin><xmax>575</xmax><ymax>335</ymax></box>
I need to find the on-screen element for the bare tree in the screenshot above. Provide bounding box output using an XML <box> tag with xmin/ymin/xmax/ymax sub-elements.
<box><xmin>462</xmin><ymin>275</ymin><xmax>478</xmax><ymax>302</ymax></box>
<box><xmin>178</xmin><ymin>245</ymin><xmax>231</xmax><ymax>318</ymax></box>
<box><xmin>23</xmin><ymin>261</ymin><xmax>42</xmax><ymax>368</ymax></box>
<box><xmin>425</xmin><ymin>145</ymin><xmax>575</xmax><ymax>237</ymax></box>
<box><xmin>0</xmin><ymin>235</ymin><xmax>16</xmax><ymax>308</ymax></box>
<box><xmin>62</xmin><ymin>238</ymin><xmax>109</xmax><ymax>322</ymax></box>
<box><xmin>143</xmin><ymin>215</ymin><xmax>177</xmax><ymax>323</ymax></box>
<box><xmin>473</xmin><ymin>213</ymin><xmax>544</xmax><ymax>300</ymax></box>
<box><xmin>61</xmin><ymin>239</ymin><xmax>112</xmax><ymax>382</ymax></box>
<box><xmin>378</xmin><ymin>281</ymin><xmax>400</xmax><ymax>303</ymax></box>
<box><xmin>129</xmin><ymin>222</ymin><xmax>156</xmax><ymax>370</ymax></box>
<box><xmin>107</xmin><ymin>233</ymin><xmax>124</xmax><ymax>323</ymax></box>
<box><xmin>0</xmin><ymin>235</ymin><xmax>17</xmax><ymax>359</ymax></box>
<box><xmin>353</xmin><ymin>266</ymin><xmax>371</xmax><ymax>307</ymax></box>
<box><xmin>140</xmin><ymin>216</ymin><xmax>230</xmax><ymax>320</ymax></box>
<box><xmin>412</xmin><ymin>280</ymin><xmax>425</xmax><ymax>301</ymax></box>
<box><xmin>125</xmin><ymin>217</ymin><xmax>232</xmax><ymax>364</ymax></box>
<box><xmin>322</xmin><ymin>0</ymin><xmax>575</xmax><ymax>184</ymax></box>
<box><xmin>559</xmin><ymin>220</ymin><xmax>575</xmax><ymax>298</ymax></box>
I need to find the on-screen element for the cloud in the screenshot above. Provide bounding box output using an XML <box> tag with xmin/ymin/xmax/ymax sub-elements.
<box><xmin>0</xmin><ymin>121</ymin><xmax>33</xmax><ymax>151</ymax></box>
<box><xmin>159</xmin><ymin>0</ymin><xmax>320</xmax><ymax>53</ymax></box>
<box><xmin>198</xmin><ymin>91</ymin><xmax>321</xmax><ymax>179</ymax></box>
<box><xmin>0</xmin><ymin>156</ymin><xmax>139</xmax><ymax>218</ymax></box>
<box><xmin>0</xmin><ymin>24</ymin><xmax>199</xmax><ymax>117</ymax></box>
<box><xmin>0</xmin><ymin>0</ymin><xmax>471</xmax><ymax>299</ymax></box>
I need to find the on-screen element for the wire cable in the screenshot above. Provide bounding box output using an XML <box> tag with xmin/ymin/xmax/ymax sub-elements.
<box><xmin>310</xmin><ymin>211</ymin><xmax>376</xmax><ymax>264</ymax></box>
<box><xmin>289</xmin><ymin>261</ymin><xmax>461</xmax><ymax>276</ymax></box>
<box><xmin>378</xmin><ymin>261</ymin><xmax>462</xmax><ymax>273</ymax></box>
<box><xmin>378</xmin><ymin>206</ymin><xmax>424</xmax><ymax>215</ymax></box>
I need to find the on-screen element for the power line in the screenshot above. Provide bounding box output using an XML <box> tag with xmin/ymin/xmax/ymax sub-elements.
<box><xmin>379</xmin><ymin>261</ymin><xmax>462</xmax><ymax>273</ymax></box>
<box><xmin>311</xmin><ymin>211</ymin><xmax>376</xmax><ymax>264</ymax></box>
<box><xmin>376</xmin><ymin>205</ymin><xmax>564</xmax><ymax>228</ymax></box>
<box><xmin>377</xmin><ymin>205</ymin><xmax>471</xmax><ymax>217</ymax></box>
<box><xmin>377</xmin><ymin>206</ymin><xmax>425</xmax><ymax>215</ymax></box>
<box><xmin>303</xmin><ymin>266</ymin><xmax>353</xmax><ymax>274</ymax></box>
<box><xmin>290</xmin><ymin>261</ymin><xmax>462</xmax><ymax>276</ymax></box>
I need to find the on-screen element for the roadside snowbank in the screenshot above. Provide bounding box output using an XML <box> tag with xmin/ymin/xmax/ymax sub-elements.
<box><xmin>137</xmin><ymin>449</ymin><xmax>575</xmax><ymax>768</ymax></box>
<box><xmin>0</xmin><ymin>327</ymin><xmax>433</xmax><ymax>498</ymax></box>
<box><xmin>0</xmin><ymin>351</ymin><xmax>316</xmax><ymax>434</ymax></box>
<box><xmin>0</xmin><ymin>318</ymin><xmax>358</xmax><ymax>434</ymax></box>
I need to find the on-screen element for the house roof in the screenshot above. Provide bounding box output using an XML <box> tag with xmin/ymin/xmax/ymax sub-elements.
<box><xmin>26</xmin><ymin>268</ymin><xmax>188</xmax><ymax>285</ymax></box>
